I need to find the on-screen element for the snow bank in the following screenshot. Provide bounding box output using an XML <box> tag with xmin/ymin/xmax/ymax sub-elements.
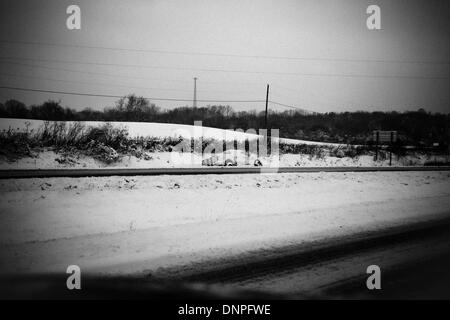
<box><xmin>0</xmin><ymin>149</ymin><xmax>445</xmax><ymax>170</ymax></box>
<box><xmin>0</xmin><ymin>171</ymin><xmax>449</xmax><ymax>275</ymax></box>
<box><xmin>0</xmin><ymin>118</ymin><xmax>342</xmax><ymax>146</ymax></box>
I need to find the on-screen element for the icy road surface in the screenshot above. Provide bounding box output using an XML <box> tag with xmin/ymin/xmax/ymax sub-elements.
<box><xmin>0</xmin><ymin>171</ymin><xmax>449</xmax><ymax>277</ymax></box>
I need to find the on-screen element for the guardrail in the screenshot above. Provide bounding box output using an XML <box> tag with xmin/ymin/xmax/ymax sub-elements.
<box><xmin>0</xmin><ymin>166</ymin><xmax>449</xmax><ymax>179</ymax></box>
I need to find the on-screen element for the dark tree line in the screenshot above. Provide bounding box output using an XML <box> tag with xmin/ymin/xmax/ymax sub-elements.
<box><xmin>0</xmin><ymin>95</ymin><xmax>449</xmax><ymax>146</ymax></box>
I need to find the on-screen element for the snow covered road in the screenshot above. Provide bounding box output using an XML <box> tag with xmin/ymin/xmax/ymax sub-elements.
<box><xmin>0</xmin><ymin>171</ymin><xmax>449</xmax><ymax>279</ymax></box>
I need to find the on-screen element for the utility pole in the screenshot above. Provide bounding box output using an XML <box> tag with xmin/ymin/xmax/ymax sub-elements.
<box><xmin>265</xmin><ymin>84</ymin><xmax>270</xmax><ymax>154</ymax></box>
<box><xmin>264</xmin><ymin>84</ymin><xmax>269</xmax><ymax>129</ymax></box>
<box><xmin>193</xmin><ymin>77</ymin><xmax>198</xmax><ymax>108</ymax></box>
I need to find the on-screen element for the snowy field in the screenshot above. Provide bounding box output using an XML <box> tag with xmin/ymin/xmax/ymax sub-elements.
<box><xmin>0</xmin><ymin>171</ymin><xmax>449</xmax><ymax>276</ymax></box>
<box><xmin>0</xmin><ymin>118</ymin><xmax>340</xmax><ymax>146</ymax></box>
<box><xmin>0</xmin><ymin>149</ymin><xmax>443</xmax><ymax>169</ymax></box>
<box><xmin>1</xmin><ymin>118</ymin><xmax>446</xmax><ymax>169</ymax></box>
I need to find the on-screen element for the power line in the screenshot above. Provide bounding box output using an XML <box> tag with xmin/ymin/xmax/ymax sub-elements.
<box><xmin>0</xmin><ymin>85</ymin><xmax>265</xmax><ymax>103</ymax></box>
<box><xmin>0</xmin><ymin>60</ymin><xmax>370</xmax><ymax>108</ymax></box>
<box><xmin>1</xmin><ymin>56</ymin><xmax>448</xmax><ymax>80</ymax></box>
<box><xmin>0</xmin><ymin>60</ymin><xmax>192</xmax><ymax>84</ymax></box>
<box><xmin>0</xmin><ymin>60</ymin><xmax>266</xmax><ymax>88</ymax></box>
<box><xmin>1</xmin><ymin>39</ymin><xmax>449</xmax><ymax>65</ymax></box>
<box><xmin>0</xmin><ymin>72</ymin><xmax>193</xmax><ymax>93</ymax></box>
<box><xmin>269</xmin><ymin>101</ymin><xmax>301</xmax><ymax>109</ymax></box>
<box><xmin>0</xmin><ymin>85</ymin><xmax>312</xmax><ymax>112</ymax></box>
<box><xmin>0</xmin><ymin>72</ymin><xmax>259</xmax><ymax>95</ymax></box>
<box><xmin>0</xmin><ymin>84</ymin><xmax>322</xmax><ymax>115</ymax></box>
<box><xmin>269</xmin><ymin>100</ymin><xmax>314</xmax><ymax>113</ymax></box>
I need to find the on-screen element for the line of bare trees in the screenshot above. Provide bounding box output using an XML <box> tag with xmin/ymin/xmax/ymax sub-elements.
<box><xmin>1</xmin><ymin>94</ymin><xmax>448</xmax><ymax>146</ymax></box>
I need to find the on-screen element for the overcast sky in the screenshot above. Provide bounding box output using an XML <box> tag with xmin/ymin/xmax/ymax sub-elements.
<box><xmin>0</xmin><ymin>0</ymin><xmax>449</xmax><ymax>113</ymax></box>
